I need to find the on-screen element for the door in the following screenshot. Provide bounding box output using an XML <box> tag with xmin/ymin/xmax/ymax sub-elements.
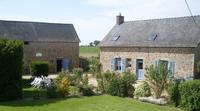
<box><xmin>56</xmin><ymin>59</ymin><xmax>62</xmax><ymax>72</ymax></box>
<box><xmin>62</xmin><ymin>58</ymin><xmax>69</xmax><ymax>72</ymax></box>
<box><xmin>136</xmin><ymin>59</ymin><xmax>144</xmax><ymax>80</ymax></box>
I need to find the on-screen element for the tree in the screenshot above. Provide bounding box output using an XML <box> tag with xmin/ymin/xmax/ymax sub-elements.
<box><xmin>93</xmin><ymin>40</ymin><xmax>100</xmax><ymax>46</ymax></box>
<box><xmin>89</xmin><ymin>42</ymin><xmax>94</xmax><ymax>46</ymax></box>
<box><xmin>145</xmin><ymin>62</ymin><xmax>169</xmax><ymax>98</ymax></box>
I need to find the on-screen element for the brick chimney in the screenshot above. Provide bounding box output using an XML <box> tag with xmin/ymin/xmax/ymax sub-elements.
<box><xmin>116</xmin><ymin>13</ymin><xmax>124</xmax><ymax>25</ymax></box>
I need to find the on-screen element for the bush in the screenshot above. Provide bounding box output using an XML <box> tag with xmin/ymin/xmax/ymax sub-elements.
<box><xmin>54</xmin><ymin>72</ymin><xmax>70</xmax><ymax>97</ymax></box>
<box><xmin>82</xmin><ymin>74</ymin><xmax>89</xmax><ymax>85</ymax></box>
<box><xmin>46</xmin><ymin>86</ymin><xmax>57</xmax><ymax>98</ymax></box>
<box><xmin>179</xmin><ymin>80</ymin><xmax>200</xmax><ymax>111</ymax></box>
<box><xmin>69</xmin><ymin>86</ymin><xmax>80</xmax><ymax>96</ymax></box>
<box><xmin>72</xmin><ymin>68</ymin><xmax>83</xmax><ymax>85</ymax></box>
<box><xmin>89</xmin><ymin>57</ymin><xmax>101</xmax><ymax>74</ymax></box>
<box><xmin>0</xmin><ymin>39</ymin><xmax>23</xmax><ymax>101</ymax></box>
<box><xmin>134</xmin><ymin>81</ymin><xmax>151</xmax><ymax>98</ymax></box>
<box><xmin>167</xmin><ymin>79</ymin><xmax>181</xmax><ymax>107</ymax></box>
<box><xmin>120</xmin><ymin>72</ymin><xmax>136</xmax><ymax>97</ymax></box>
<box><xmin>107</xmin><ymin>77</ymin><xmax>120</xmax><ymax>96</ymax></box>
<box><xmin>78</xmin><ymin>85</ymin><xmax>95</xmax><ymax>96</ymax></box>
<box><xmin>107</xmin><ymin>72</ymin><xmax>135</xmax><ymax>97</ymax></box>
<box><xmin>145</xmin><ymin>62</ymin><xmax>169</xmax><ymax>98</ymax></box>
<box><xmin>197</xmin><ymin>61</ymin><xmax>200</xmax><ymax>79</ymax></box>
<box><xmin>72</xmin><ymin>68</ymin><xmax>84</xmax><ymax>77</ymax></box>
<box><xmin>30</xmin><ymin>61</ymin><xmax>49</xmax><ymax>77</ymax></box>
<box><xmin>96</xmin><ymin>71</ymin><xmax>115</xmax><ymax>93</ymax></box>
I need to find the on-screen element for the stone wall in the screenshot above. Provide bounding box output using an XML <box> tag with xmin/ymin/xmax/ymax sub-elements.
<box><xmin>23</xmin><ymin>42</ymin><xmax>79</xmax><ymax>74</ymax></box>
<box><xmin>100</xmin><ymin>47</ymin><xmax>195</xmax><ymax>78</ymax></box>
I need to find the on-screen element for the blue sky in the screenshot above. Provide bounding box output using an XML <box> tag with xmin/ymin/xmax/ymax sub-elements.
<box><xmin>0</xmin><ymin>0</ymin><xmax>200</xmax><ymax>45</ymax></box>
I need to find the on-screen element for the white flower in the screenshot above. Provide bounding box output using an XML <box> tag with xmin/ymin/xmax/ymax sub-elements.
<box><xmin>31</xmin><ymin>76</ymin><xmax>52</xmax><ymax>89</ymax></box>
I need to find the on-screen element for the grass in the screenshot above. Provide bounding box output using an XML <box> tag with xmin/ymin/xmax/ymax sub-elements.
<box><xmin>0</xmin><ymin>95</ymin><xmax>183</xmax><ymax>111</ymax></box>
<box><xmin>79</xmin><ymin>46</ymin><xmax>100</xmax><ymax>57</ymax></box>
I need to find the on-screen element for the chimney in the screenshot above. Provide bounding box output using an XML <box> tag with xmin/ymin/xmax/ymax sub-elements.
<box><xmin>116</xmin><ymin>13</ymin><xmax>124</xmax><ymax>25</ymax></box>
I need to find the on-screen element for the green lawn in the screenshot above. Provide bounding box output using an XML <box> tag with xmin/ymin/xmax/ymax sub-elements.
<box><xmin>79</xmin><ymin>46</ymin><xmax>99</xmax><ymax>57</ymax></box>
<box><xmin>0</xmin><ymin>95</ymin><xmax>182</xmax><ymax>111</ymax></box>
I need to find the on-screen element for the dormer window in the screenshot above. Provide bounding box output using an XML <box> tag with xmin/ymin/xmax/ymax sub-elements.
<box><xmin>112</xmin><ymin>33</ymin><xmax>120</xmax><ymax>41</ymax></box>
<box><xmin>148</xmin><ymin>33</ymin><xmax>157</xmax><ymax>41</ymax></box>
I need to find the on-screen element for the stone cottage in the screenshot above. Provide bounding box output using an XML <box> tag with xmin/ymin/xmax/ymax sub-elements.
<box><xmin>99</xmin><ymin>14</ymin><xmax>200</xmax><ymax>80</ymax></box>
<box><xmin>0</xmin><ymin>20</ymin><xmax>80</xmax><ymax>74</ymax></box>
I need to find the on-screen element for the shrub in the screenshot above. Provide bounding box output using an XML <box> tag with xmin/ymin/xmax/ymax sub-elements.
<box><xmin>72</xmin><ymin>68</ymin><xmax>84</xmax><ymax>77</ymax></box>
<box><xmin>78</xmin><ymin>85</ymin><xmax>95</xmax><ymax>96</ymax></box>
<box><xmin>145</xmin><ymin>62</ymin><xmax>169</xmax><ymax>98</ymax></box>
<box><xmin>107</xmin><ymin>72</ymin><xmax>135</xmax><ymax>97</ymax></box>
<box><xmin>197</xmin><ymin>61</ymin><xmax>200</xmax><ymax>79</ymax></box>
<box><xmin>120</xmin><ymin>72</ymin><xmax>136</xmax><ymax>97</ymax></box>
<box><xmin>96</xmin><ymin>71</ymin><xmax>115</xmax><ymax>93</ymax></box>
<box><xmin>0</xmin><ymin>39</ymin><xmax>23</xmax><ymax>101</ymax></box>
<box><xmin>107</xmin><ymin>77</ymin><xmax>120</xmax><ymax>96</ymax></box>
<box><xmin>46</xmin><ymin>85</ymin><xmax>57</xmax><ymax>98</ymax></box>
<box><xmin>82</xmin><ymin>74</ymin><xmax>89</xmax><ymax>85</ymax></box>
<box><xmin>134</xmin><ymin>81</ymin><xmax>151</xmax><ymax>98</ymax></box>
<box><xmin>54</xmin><ymin>72</ymin><xmax>70</xmax><ymax>97</ymax></box>
<box><xmin>30</xmin><ymin>61</ymin><xmax>49</xmax><ymax>77</ymax></box>
<box><xmin>72</xmin><ymin>68</ymin><xmax>83</xmax><ymax>85</ymax></box>
<box><xmin>167</xmin><ymin>79</ymin><xmax>181</xmax><ymax>107</ymax></box>
<box><xmin>31</xmin><ymin>76</ymin><xmax>56</xmax><ymax>98</ymax></box>
<box><xmin>179</xmin><ymin>80</ymin><xmax>200</xmax><ymax>111</ymax></box>
<box><xmin>69</xmin><ymin>86</ymin><xmax>80</xmax><ymax>96</ymax></box>
<box><xmin>89</xmin><ymin>57</ymin><xmax>101</xmax><ymax>74</ymax></box>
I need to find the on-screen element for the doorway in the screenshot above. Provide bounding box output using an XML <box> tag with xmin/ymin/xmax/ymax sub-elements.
<box><xmin>136</xmin><ymin>59</ymin><xmax>144</xmax><ymax>80</ymax></box>
<box><xmin>56</xmin><ymin>59</ymin><xmax>62</xmax><ymax>72</ymax></box>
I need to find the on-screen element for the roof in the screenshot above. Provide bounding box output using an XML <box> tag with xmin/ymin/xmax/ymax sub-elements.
<box><xmin>99</xmin><ymin>15</ymin><xmax>200</xmax><ymax>48</ymax></box>
<box><xmin>0</xmin><ymin>20</ymin><xmax>80</xmax><ymax>42</ymax></box>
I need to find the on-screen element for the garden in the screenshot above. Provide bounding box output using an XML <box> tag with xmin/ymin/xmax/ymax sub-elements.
<box><xmin>0</xmin><ymin>39</ymin><xmax>200</xmax><ymax>111</ymax></box>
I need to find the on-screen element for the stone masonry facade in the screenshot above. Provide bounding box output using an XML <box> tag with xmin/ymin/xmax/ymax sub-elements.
<box><xmin>23</xmin><ymin>42</ymin><xmax>79</xmax><ymax>74</ymax></box>
<box><xmin>100</xmin><ymin>47</ymin><xmax>197</xmax><ymax>78</ymax></box>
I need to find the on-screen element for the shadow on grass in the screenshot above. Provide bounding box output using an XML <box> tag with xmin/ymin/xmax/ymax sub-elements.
<box><xmin>0</xmin><ymin>98</ymin><xmax>67</xmax><ymax>107</ymax></box>
<box><xmin>0</xmin><ymin>78</ymin><xmax>90</xmax><ymax>107</ymax></box>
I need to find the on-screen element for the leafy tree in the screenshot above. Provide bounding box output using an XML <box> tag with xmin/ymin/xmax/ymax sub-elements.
<box><xmin>145</xmin><ymin>62</ymin><xmax>169</xmax><ymax>98</ymax></box>
<box><xmin>93</xmin><ymin>40</ymin><xmax>100</xmax><ymax>46</ymax></box>
<box><xmin>89</xmin><ymin>42</ymin><xmax>94</xmax><ymax>46</ymax></box>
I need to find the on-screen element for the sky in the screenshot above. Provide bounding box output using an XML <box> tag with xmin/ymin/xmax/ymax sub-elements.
<box><xmin>0</xmin><ymin>0</ymin><xmax>200</xmax><ymax>45</ymax></box>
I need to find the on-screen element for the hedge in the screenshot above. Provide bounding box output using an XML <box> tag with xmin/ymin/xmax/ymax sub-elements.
<box><xmin>179</xmin><ymin>80</ymin><xmax>200</xmax><ymax>111</ymax></box>
<box><xmin>0</xmin><ymin>38</ymin><xmax>23</xmax><ymax>101</ymax></box>
<box><xmin>30</xmin><ymin>61</ymin><xmax>49</xmax><ymax>77</ymax></box>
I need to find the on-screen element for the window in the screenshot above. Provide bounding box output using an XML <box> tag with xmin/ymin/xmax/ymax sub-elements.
<box><xmin>126</xmin><ymin>58</ymin><xmax>132</xmax><ymax>68</ymax></box>
<box><xmin>112</xmin><ymin>35</ymin><xmax>120</xmax><ymax>41</ymax></box>
<box><xmin>24</xmin><ymin>41</ymin><xmax>29</xmax><ymax>45</ymax></box>
<box><xmin>148</xmin><ymin>33</ymin><xmax>157</xmax><ymax>41</ymax></box>
<box><xmin>159</xmin><ymin>60</ymin><xmax>168</xmax><ymax>68</ymax></box>
<box><xmin>111</xmin><ymin>58</ymin><xmax>127</xmax><ymax>72</ymax></box>
<box><xmin>155</xmin><ymin>60</ymin><xmax>175</xmax><ymax>79</ymax></box>
<box><xmin>116</xmin><ymin>58</ymin><xmax>121</xmax><ymax>70</ymax></box>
